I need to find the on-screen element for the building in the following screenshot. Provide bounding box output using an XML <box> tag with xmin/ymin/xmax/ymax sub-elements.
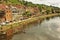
<box><xmin>10</xmin><ymin>5</ymin><xmax>26</xmax><ymax>21</ymax></box>
<box><xmin>15</xmin><ymin>5</ymin><xmax>26</xmax><ymax>15</ymax></box>
<box><xmin>26</xmin><ymin>6</ymin><xmax>40</xmax><ymax>16</ymax></box>
<box><xmin>5</xmin><ymin>8</ymin><xmax>12</xmax><ymax>22</ymax></box>
<box><xmin>0</xmin><ymin>4</ymin><xmax>12</xmax><ymax>23</ymax></box>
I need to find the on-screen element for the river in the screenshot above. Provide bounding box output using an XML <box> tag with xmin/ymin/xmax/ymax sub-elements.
<box><xmin>12</xmin><ymin>17</ymin><xmax>60</xmax><ymax>40</ymax></box>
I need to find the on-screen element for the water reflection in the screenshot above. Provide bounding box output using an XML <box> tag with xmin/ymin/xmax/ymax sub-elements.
<box><xmin>12</xmin><ymin>17</ymin><xmax>60</xmax><ymax>40</ymax></box>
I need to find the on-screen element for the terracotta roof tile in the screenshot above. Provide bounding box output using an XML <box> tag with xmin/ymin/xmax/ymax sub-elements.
<box><xmin>0</xmin><ymin>4</ymin><xmax>8</xmax><ymax>10</ymax></box>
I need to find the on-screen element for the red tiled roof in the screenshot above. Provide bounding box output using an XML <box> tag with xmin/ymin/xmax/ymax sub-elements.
<box><xmin>14</xmin><ymin>5</ymin><xmax>26</xmax><ymax>9</ymax></box>
<box><xmin>0</xmin><ymin>4</ymin><xmax>8</xmax><ymax>10</ymax></box>
<box><xmin>12</xmin><ymin>5</ymin><xmax>21</xmax><ymax>9</ymax></box>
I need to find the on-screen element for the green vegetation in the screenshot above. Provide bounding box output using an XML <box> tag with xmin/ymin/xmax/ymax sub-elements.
<box><xmin>7</xmin><ymin>0</ymin><xmax>20</xmax><ymax>4</ymax></box>
<box><xmin>22</xmin><ymin>11</ymin><xmax>31</xmax><ymax>17</ymax></box>
<box><xmin>1</xmin><ymin>0</ymin><xmax>60</xmax><ymax>15</ymax></box>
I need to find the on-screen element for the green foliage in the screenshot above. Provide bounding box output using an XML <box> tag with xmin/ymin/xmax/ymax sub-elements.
<box><xmin>4</xmin><ymin>0</ymin><xmax>20</xmax><ymax>4</ymax></box>
<box><xmin>2</xmin><ymin>0</ymin><xmax>60</xmax><ymax>14</ymax></box>
<box><xmin>37</xmin><ymin>4</ymin><xmax>42</xmax><ymax>12</ymax></box>
<box><xmin>22</xmin><ymin>11</ymin><xmax>31</xmax><ymax>17</ymax></box>
<box><xmin>46</xmin><ymin>10</ymin><xmax>50</xmax><ymax>14</ymax></box>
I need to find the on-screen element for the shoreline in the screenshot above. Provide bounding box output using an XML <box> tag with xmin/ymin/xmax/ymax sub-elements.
<box><xmin>0</xmin><ymin>13</ymin><xmax>60</xmax><ymax>32</ymax></box>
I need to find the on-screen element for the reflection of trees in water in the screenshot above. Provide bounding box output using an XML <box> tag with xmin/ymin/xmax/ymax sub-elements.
<box><xmin>12</xmin><ymin>17</ymin><xmax>60</xmax><ymax>40</ymax></box>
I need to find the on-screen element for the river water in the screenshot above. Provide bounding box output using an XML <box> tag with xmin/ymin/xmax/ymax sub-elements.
<box><xmin>12</xmin><ymin>17</ymin><xmax>60</xmax><ymax>40</ymax></box>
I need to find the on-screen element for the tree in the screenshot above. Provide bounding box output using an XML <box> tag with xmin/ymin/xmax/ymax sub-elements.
<box><xmin>37</xmin><ymin>4</ymin><xmax>42</xmax><ymax>12</ymax></box>
<box><xmin>46</xmin><ymin>10</ymin><xmax>50</xmax><ymax>14</ymax></box>
<box><xmin>22</xmin><ymin>11</ymin><xmax>31</xmax><ymax>17</ymax></box>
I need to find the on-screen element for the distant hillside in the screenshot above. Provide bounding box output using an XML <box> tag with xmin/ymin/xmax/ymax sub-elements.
<box><xmin>1</xmin><ymin>0</ymin><xmax>60</xmax><ymax>14</ymax></box>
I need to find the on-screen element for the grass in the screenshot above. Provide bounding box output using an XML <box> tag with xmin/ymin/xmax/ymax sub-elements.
<box><xmin>6</xmin><ymin>0</ymin><xmax>20</xmax><ymax>5</ymax></box>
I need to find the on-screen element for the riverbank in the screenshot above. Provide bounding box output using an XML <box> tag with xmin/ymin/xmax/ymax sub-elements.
<box><xmin>0</xmin><ymin>13</ymin><xmax>60</xmax><ymax>33</ymax></box>
<box><xmin>12</xmin><ymin>16</ymin><xmax>60</xmax><ymax>40</ymax></box>
<box><xmin>0</xmin><ymin>13</ymin><xmax>60</xmax><ymax>40</ymax></box>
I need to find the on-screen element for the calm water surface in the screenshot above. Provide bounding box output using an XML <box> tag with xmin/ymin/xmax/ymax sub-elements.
<box><xmin>12</xmin><ymin>17</ymin><xmax>60</xmax><ymax>40</ymax></box>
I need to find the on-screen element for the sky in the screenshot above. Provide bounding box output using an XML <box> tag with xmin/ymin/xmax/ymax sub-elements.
<box><xmin>25</xmin><ymin>0</ymin><xmax>60</xmax><ymax>7</ymax></box>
